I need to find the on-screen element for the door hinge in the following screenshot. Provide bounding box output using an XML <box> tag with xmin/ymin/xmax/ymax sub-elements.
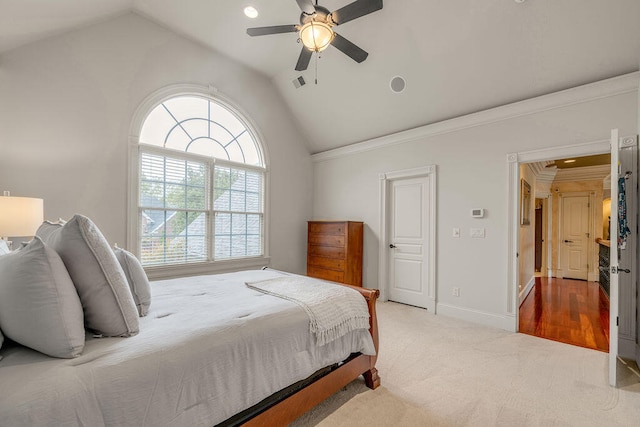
<box><xmin>617</xmin><ymin>316</ymin><xmax>619</xmax><ymax>326</ymax></box>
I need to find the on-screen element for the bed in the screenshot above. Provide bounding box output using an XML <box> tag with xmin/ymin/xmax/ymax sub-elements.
<box><xmin>0</xmin><ymin>267</ymin><xmax>380</xmax><ymax>426</ymax></box>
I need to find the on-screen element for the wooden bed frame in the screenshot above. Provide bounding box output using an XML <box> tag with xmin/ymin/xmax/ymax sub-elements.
<box><xmin>240</xmin><ymin>284</ymin><xmax>380</xmax><ymax>426</ymax></box>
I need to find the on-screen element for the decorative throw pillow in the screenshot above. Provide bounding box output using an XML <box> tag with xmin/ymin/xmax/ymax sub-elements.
<box><xmin>37</xmin><ymin>214</ymin><xmax>139</xmax><ymax>337</ymax></box>
<box><xmin>113</xmin><ymin>246</ymin><xmax>151</xmax><ymax>317</ymax></box>
<box><xmin>0</xmin><ymin>237</ymin><xmax>85</xmax><ymax>358</ymax></box>
<box><xmin>35</xmin><ymin>219</ymin><xmax>65</xmax><ymax>241</ymax></box>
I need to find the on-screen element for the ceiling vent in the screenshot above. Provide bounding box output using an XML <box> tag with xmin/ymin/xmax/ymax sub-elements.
<box><xmin>292</xmin><ymin>76</ymin><xmax>306</xmax><ymax>88</ymax></box>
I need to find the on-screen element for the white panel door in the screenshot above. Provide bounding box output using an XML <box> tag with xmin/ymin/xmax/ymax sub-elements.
<box><xmin>388</xmin><ymin>176</ymin><xmax>430</xmax><ymax>308</ymax></box>
<box><xmin>561</xmin><ymin>195</ymin><xmax>589</xmax><ymax>280</ymax></box>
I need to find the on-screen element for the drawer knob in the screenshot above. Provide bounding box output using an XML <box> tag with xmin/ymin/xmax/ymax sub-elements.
<box><xmin>389</xmin><ymin>244</ymin><xmax>396</xmax><ymax>249</ymax></box>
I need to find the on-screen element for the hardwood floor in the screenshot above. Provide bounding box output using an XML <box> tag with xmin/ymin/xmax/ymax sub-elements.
<box><xmin>519</xmin><ymin>277</ymin><xmax>610</xmax><ymax>352</ymax></box>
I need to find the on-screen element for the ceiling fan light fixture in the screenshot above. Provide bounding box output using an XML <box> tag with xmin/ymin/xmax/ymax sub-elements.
<box><xmin>299</xmin><ymin>21</ymin><xmax>334</xmax><ymax>52</ymax></box>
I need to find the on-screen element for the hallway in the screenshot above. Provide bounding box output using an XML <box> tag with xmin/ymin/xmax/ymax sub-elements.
<box><xmin>519</xmin><ymin>277</ymin><xmax>610</xmax><ymax>352</ymax></box>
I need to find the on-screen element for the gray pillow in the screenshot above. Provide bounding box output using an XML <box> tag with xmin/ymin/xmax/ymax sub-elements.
<box><xmin>35</xmin><ymin>219</ymin><xmax>66</xmax><ymax>241</ymax></box>
<box><xmin>114</xmin><ymin>246</ymin><xmax>151</xmax><ymax>317</ymax></box>
<box><xmin>0</xmin><ymin>237</ymin><xmax>85</xmax><ymax>358</ymax></box>
<box><xmin>37</xmin><ymin>214</ymin><xmax>139</xmax><ymax>337</ymax></box>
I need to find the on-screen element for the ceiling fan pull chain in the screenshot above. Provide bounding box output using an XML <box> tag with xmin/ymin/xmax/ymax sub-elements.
<box><xmin>315</xmin><ymin>52</ymin><xmax>319</xmax><ymax>85</ymax></box>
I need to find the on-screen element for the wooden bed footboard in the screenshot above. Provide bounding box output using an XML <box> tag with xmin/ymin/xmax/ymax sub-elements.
<box><xmin>241</xmin><ymin>285</ymin><xmax>380</xmax><ymax>426</ymax></box>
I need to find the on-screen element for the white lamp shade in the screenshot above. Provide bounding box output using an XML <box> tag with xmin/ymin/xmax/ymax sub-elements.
<box><xmin>0</xmin><ymin>196</ymin><xmax>44</xmax><ymax>237</ymax></box>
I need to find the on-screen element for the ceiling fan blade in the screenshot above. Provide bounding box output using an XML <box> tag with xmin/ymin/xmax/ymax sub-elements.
<box><xmin>296</xmin><ymin>0</ymin><xmax>316</xmax><ymax>15</ymax></box>
<box><xmin>295</xmin><ymin>47</ymin><xmax>313</xmax><ymax>71</ymax></box>
<box><xmin>330</xmin><ymin>0</ymin><xmax>383</xmax><ymax>25</ymax></box>
<box><xmin>330</xmin><ymin>33</ymin><xmax>368</xmax><ymax>63</ymax></box>
<box><xmin>247</xmin><ymin>25</ymin><xmax>298</xmax><ymax>37</ymax></box>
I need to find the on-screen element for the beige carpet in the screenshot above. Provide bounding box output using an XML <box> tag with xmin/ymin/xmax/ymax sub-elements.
<box><xmin>291</xmin><ymin>301</ymin><xmax>640</xmax><ymax>426</ymax></box>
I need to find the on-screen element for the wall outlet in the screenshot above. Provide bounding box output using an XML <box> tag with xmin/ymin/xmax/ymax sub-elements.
<box><xmin>452</xmin><ymin>227</ymin><xmax>460</xmax><ymax>238</ymax></box>
<box><xmin>452</xmin><ymin>287</ymin><xmax>460</xmax><ymax>297</ymax></box>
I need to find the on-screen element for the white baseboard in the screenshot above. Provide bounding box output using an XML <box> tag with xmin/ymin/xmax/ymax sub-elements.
<box><xmin>436</xmin><ymin>303</ymin><xmax>515</xmax><ymax>332</ymax></box>
<box><xmin>519</xmin><ymin>276</ymin><xmax>536</xmax><ymax>305</ymax></box>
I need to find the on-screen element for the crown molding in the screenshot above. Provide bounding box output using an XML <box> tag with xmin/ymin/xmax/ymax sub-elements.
<box><xmin>552</xmin><ymin>164</ymin><xmax>611</xmax><ymax>182</ymax></box>
<box><xmin>312</xmin><ymin>72</ymin><xmax>639</xmax><ymax>163</ymax></box>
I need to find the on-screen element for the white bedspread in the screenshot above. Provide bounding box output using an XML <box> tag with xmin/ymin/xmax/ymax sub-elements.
<box><xmin>246</xmin><ymin>276</ymin><xmax>371</xmax><ymax>346</ymax></box>
<box><xmin>0</xmin><ymin>269</ymin><xmax>375</xmax><ymax>427</ymax></box>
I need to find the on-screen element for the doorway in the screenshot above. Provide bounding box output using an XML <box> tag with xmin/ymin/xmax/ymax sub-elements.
<box><xmin>508</xmin><ymin>134</ymin><xmax>640</xmax><ymax>386</ymax></box>
<box><xmin>507</xmin><ymin>141</ymin><xmax>611</xmax><ymax>328</ymax></box>
<box><xmin>534</xmin><ymin>201</ymin><xmax>543</xmax><ymax>273</ymax></box>
<box><xmin>518</xmin><ymin>157</ymin><xmax>608</xmax><ymax>350</ymax></box>
<box><xmin>378</xmin><ymin>166</ymin><xmax>437</xmax><ymax>312</ymax></box>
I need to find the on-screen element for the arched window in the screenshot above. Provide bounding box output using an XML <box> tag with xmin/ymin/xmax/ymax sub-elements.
<box><xmin>133</xmin><ymin>92</ymin><xmax>267</xmax><ymax>268</ymax></box>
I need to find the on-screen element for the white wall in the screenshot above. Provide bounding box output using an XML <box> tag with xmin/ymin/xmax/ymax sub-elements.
<box><xmin>0</xmin><ymin>13</ymin><xmax>313</xmax><ymax>274</ymax></box>
<box><xmin>312</xmin><ymin>76</ymin><xmax>638</xmax><ymax>328</ymax></box>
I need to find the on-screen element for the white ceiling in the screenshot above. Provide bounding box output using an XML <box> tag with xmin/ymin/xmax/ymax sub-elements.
<box><xmin>2</xmin><ymin>0</ymin><xmax>639</xmax><ymax>153</ymax></box>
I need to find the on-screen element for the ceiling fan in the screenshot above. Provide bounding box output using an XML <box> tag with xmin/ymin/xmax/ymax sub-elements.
<box><xmin>247</xmin><ymin>0</ymin><xmax>383</xmax><ymax>71</ymax></box>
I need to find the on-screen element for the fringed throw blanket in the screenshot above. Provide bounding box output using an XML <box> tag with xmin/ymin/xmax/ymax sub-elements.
<box><xmin>246</xmin><ymin>276</ymin><xmax>370</xmax><ymax>346</ymax></box>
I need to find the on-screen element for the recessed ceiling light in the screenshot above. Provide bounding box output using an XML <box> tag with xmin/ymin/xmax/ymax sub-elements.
<box><xmin>244</xmin><ymin>6</ymin><xmax>258</xmax><ymax>19</ymax></box>
<box><xmin>515</xmin><ymin>0</ymin><xmax>526</xmax><ymax>3</ymax></box>
<box><xmin>564</xmin><ymin>159</ymin><xmax>576</xmax><ymax>163</ymax></box>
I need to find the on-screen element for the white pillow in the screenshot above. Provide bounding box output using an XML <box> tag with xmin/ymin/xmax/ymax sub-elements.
<box><xmin>37</xmin><ymin>214</ymin><xmax>139</xmax><ymax>337</ymax></box>
<box><xmin>0</xmin><ymin>237</ymin><xmax>85</xmax><ymax>358</ymax></box>
<box><xmin>114</xmin><ymin>246</ymin><xmax>151</xmax><ymax>317</ymax></box>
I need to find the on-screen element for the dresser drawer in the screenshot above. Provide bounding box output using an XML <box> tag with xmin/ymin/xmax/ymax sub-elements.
<box><xmin>308</xmin><ymin>234</ymin><xmax>345</xmax><ymax>247</ymax></box>
<box><xmin>308</xmin><ymin>245</ymin><xmax>345</xmax><ymax>259</ymax></box>
<box><xmin>307</xmin><ymin>266</ymin><xmax>345</xmax><ymax>283</ymax></box>
<box><xmin>307</xmin><ymin>256</ymin><xmax>345</xmax><ymax>271</ymax></box>
<box><xmin>309</xmin><ymin>222</ymin><xmax>345</xmax><ymax>235</ymax></box>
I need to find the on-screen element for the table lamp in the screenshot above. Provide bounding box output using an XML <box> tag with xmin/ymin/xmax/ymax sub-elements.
<box><xmin>0</xmin><ymin>191</ymin><xmax>44</xmax><ymax>250</ymax></box>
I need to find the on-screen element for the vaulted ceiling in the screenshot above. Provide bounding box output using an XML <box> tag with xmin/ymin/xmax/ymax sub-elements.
<box><xmin>2</xmin><ymin>0</ymin><xmax>639</xmax><ymax>153</ymax></box>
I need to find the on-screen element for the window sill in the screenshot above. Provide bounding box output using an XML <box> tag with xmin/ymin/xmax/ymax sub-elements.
<box><xmin>144</xmin><ymin>256</ymin><xmax>271</xmax><ymax>281</ymax></box>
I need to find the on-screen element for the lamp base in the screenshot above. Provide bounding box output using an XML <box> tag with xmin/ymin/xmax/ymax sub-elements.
<box><xmin>1</xmin><ymin>237</ymin><xmax>12</xmax><ymax>251</ymax></box>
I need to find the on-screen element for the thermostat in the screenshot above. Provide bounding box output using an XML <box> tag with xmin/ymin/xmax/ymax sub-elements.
<box><xmin>471</xmin><ymin>208</ymin><xmax>484</xmax><ymax>218</ymax></box>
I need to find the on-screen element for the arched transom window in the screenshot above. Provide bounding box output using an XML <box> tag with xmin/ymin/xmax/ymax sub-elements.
<box><xmin>140</xmin><ymin>96</ymin><xmax>263</xmax><ymax>165</ymax></box>
<box><xmin>135</xmin><ymin>94</ymin><xmax>266</xmax><ymax>267</ymax></box>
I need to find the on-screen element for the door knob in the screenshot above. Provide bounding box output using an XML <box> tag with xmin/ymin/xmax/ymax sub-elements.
<box><xmin>389</xmin><ymin>244</ymin><xmax>396</xmax><ymax>249</ymax></box>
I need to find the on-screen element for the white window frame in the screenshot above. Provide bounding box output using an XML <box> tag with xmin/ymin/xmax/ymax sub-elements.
<box><xmin>128</xmin><ymin>84</ymin><xmax>270</xmax><ymax>280</ymax></box>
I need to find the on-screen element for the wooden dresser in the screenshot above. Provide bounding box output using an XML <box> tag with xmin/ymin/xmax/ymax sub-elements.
<box><xmin>307</xmin><ymin>221</ymin><xmax>363</xmax><ymax>287</ymax></box>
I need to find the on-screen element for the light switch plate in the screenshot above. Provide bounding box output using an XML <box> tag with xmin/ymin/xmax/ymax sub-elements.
<box><xmin>470</xmin><ymin>228</ymin><xmax>485</xmax><ymax>238</ymax></box>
